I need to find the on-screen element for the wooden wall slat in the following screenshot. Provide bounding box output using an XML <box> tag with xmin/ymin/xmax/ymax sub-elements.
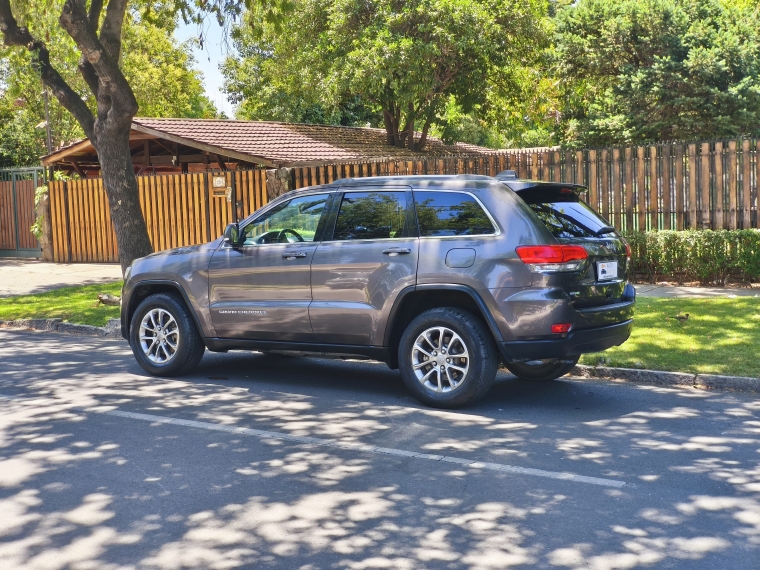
<box><xmin>637</xmin><ymin>147</ymin><xmax>646</xmax><ymax>231</ymax></box>
<box><xmin>662</xmin><ymin>145</ymin><xmax>671</xmax><ymax>230</ymax></box>
<box><xmin>714</xmin><ymin>141</ymin><xmax>724</xmax><ymax>229</ymax></box>
<box><xmin>612</xmin><ymin>148</ymin><xmax>622</xmax><ymax>229</ymax></box>
<box><xmin>600</xmin><ymin>149</ymin><xmax>610</xmax><ymax>222</ymax></box>
<box><xmin>675</xmin><ymin>145</ymin><xmax>684</xmax><ymax>230</ymax></box>
<box><xmin>742</xmin><ymin>139</ymin><xmax>751</xmax><ymax>229</ymax></box>
<box><xmin>728</xmin><ymin>140</ymin><xmax>738</xmax><ymax>230</ymax></box>
<box><xmin>700</xmin><ymin>142</ymin><xmax>711</xmax><ymax>229</ymax></box>
<box><xmin>588</xmin><ymin>150</ymin><xmax>598</xmax><ymax>213</ymax></box>
<box><xmin>649</xmin><ymin>146</ymin><xmax>658</xmax><ymax>231</ymax></box>
<box><xmin>624</xmin><ymin>147</ymin><xmax>634</xmax><ymax>231</ymax></box>
<box><xmin>688</xmin><ymin>144</ymin><xmax>698</xmax><ymax>229</ymax></box>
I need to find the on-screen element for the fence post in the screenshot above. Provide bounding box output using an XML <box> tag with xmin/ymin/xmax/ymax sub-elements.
<box><xmin>624</xmin><ymin>147</ymin><xmax>634</xmax><ymax>232</ymax></box>
<box><xmin>728</xmin><ymin>140</ymin><xmax>737</xmax><ymax>230</ymax></box>
<box><xmin>700</xmin><ymin>142</ymin><xmax>711</xmax><ymax>229</ymax></box>
<box><xmin>662</xmin><ymin>144</ymin><xmax>671</xmax><ymax>230</ymax></box>
<box><xmin>688</xmin><ymin>144</ymin><xmax>697</xmax><ymax>229</ymax></box>
<box><xmin>637</xmin><ymin>147</ymin><xmax>646</xmax><ymax>231</ymax></box>
<box><xmin>714</xmin><ymin>141</ymin><xmax>724</xmax><ymax>229</ymax></box>
<box><xmin>675</xmin><ymin>145</ymin><xmax>684</xmax><ymax>230</ymax></box>
<box><xmin>742</xmin><ymin>139</ymin><xmax>751</xmax><ymax>229</ymax></box>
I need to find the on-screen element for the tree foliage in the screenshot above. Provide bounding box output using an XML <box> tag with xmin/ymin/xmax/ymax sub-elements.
<box><xmin>555</xmin><ymin>0</ymin><xmax>760</xmax><ymax>147</ymax></box>
<box><xmin>223</xmin><ymin>0</ymin><xmax>548</xmax><ymax>150</ymax></box>
<box><xmin>0</xmin><ymin>9</ymin><xmax>218</xmax><ymax>166</ymax></box>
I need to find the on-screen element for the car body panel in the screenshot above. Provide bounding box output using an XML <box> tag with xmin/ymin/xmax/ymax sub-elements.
<box><xmin>207</xmin><ymin>241</ymin><xmax>317</xmax><ymax>340</ymax></box>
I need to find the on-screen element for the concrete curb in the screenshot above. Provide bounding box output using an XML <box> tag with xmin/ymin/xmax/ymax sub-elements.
<box><xmin>1</xmin><ymin>319</ymin><xmax>757</xmax><ymax>395</ymax></box>
<box><xmin>572</xmin><ymin>364</ymin><xmax>760</xmax><ymax>394</ymax></box>
<box><xmin>0</xmin><ymin>318</ymin><xmax>122</xmax><ymax>339</ymax></box>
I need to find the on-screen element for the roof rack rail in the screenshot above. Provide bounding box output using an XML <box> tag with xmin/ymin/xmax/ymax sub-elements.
<box><xmin>495</xmin><ymin>169</ymin><xmax>518</xmax><ymax>180</ymax></box>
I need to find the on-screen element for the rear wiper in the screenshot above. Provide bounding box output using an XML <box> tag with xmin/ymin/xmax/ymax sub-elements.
<box><xmin>594</xmin><ymin>226</ymin><xmax>616</xmax><ymax>236</ymax></box>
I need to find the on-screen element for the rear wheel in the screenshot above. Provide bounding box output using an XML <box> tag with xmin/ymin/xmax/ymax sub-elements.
<box><xmin>505</xmin><ymin>356</ymin><xmax>580</xmax><ymax>381</ymax></box>
<box><xmin>130</xmin><ymin>293</ymin><xmax>205</xmax><ymax>376</ymax></box>
<box><xmin>398</xmin><ymin>307</ymin><xmax>498</xmax><ymax>408</ymax></box>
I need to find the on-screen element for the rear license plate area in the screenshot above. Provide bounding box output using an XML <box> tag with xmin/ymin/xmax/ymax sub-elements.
<box><xmin>597</xmin><ymin>261</ymin><xmax>618</xmax><ymax>281</ymax></box>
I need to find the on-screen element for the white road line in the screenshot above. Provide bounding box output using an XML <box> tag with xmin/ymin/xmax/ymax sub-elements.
<box><xmin>0</xmin><ymin>394</ymin><xmax>626</xmax><ymax>488</ymax></box>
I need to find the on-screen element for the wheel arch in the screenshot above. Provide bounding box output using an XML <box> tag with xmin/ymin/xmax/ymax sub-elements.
<box><xmin>125</xmin><ymin>281</ymin><xmax>205</xmax><ymax>342</ymax></box>
<box><xmin>384</xmin><ymin>284</ymin><xmax>504</xmax><ymax>369</ymax></box>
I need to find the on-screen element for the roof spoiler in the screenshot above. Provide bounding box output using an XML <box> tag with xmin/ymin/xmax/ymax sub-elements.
<box><xmin>494</xmin><ymin>169</ymin><xmax>518</xmax><ymax>181</ymax></box>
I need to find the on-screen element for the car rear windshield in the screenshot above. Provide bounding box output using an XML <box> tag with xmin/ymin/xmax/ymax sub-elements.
<box><xmin>517</xmin><ymin>189</ymin><xmax>614</xmax><ymax>239</ymax></box>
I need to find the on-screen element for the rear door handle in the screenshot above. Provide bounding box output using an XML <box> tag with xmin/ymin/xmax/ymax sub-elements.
<box><xmin>283</xmin><ymin>251</ymin><xmax>308</xmax><ymax>259</ymax></box>
<box><xmin>382</xmin><ymin>248</ymin><xmax>412</xmax><ymax>255</ymax></box>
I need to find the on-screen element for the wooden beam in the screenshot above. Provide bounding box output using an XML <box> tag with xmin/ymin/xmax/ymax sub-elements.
<box><xmin>216</xmin><ymin>154</ymin><xmax>227</xmax><ymax>170</ymax></box>
<box><xmin>70</xmin><ymin>161</ymin><xmax>86</xmax><ymax>178</ymax></box>
<box><xmin>144</xmin><ymin>140</ymin><xmax>150</xmax><ymax>166</ymax></box>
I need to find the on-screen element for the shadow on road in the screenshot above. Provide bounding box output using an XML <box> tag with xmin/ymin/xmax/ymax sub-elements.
<box><xmin>0</xmin><ymin>330</ymin><xmax>758</xmax><ymax>568</ymax></box>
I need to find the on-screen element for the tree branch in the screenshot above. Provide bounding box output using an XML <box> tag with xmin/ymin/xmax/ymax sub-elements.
<box><xmin>99</xmin><ymin>0</ymin><xmax>128</xmax><ymax>63</ymax></box>
<box><xmin>88</xmin><ymin>0</ymin><xmax>103</xmax><ymax>32</ymax></box>
<box><xmin>60</xmin><ymin>0</ymin><xmax>137</xmax><ymax>120</ymax></box>
<box><xmin>0</xmin><ymin>0</ymin><xmax>95</xmax><ymax>137</ymax></box>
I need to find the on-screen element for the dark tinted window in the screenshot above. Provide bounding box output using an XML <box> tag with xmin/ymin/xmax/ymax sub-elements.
<box><xmin>415</xmin><ymin>192</ymin><xmax>495</xmax><ymax>237</ymax></box>
<box><xmin>333</xmin><ymin>191</ymin><xmax>409</xmax><ymax>241</ymax></box>
<box><xmin>525</xmin><ymin>200</ymin><xmax>613</xmax><ymax>239</ymax></box>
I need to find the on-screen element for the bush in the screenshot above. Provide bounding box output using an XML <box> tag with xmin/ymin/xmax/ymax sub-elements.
<box><xmin>622</xmin><ymin>230</ymin><xmax>760</xmax><ymax>285</ymax></box>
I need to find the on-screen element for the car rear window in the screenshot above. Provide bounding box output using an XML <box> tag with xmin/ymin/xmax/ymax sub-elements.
<box><xmin>513</xmin><ymin>185</ymin><xmax>613</xmax><ymax>239</ymax></box>
<box><xmin>414</xmin><ymin>191</ymin><xmax>496</xmax><ymax>237</ymax></box>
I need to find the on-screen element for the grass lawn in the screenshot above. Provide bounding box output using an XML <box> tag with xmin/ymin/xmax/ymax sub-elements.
<box><xmin>579</xmin><ymin>297</ymin><xmax>760</xmax><ymax>378</ymax></box>
<box><xmin>1</xmin><ymin>283</ymin><xmax>758</xmax><ymax>377</ymax></box>
<box><xmin>0</xmin><ymin>281</ymin><xmax>123</xmax><ymax>327</ymax></box>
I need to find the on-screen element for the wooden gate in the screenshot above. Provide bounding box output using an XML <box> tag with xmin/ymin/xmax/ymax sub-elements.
<box><xmin>0</xmin><ymin>168</ymin><xmax>44</xmax><ymax>258</ymax></box>
<box><xmin>48</xmin><ymin>169</ymin><xmax>268</xmax><ymax>263</ymax></box>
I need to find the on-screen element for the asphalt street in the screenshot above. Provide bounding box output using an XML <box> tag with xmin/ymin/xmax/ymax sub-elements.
<box><xmin>0</xmin><ymin>329</ymin><xmax>758</xmax><ymax>569</ymax></box>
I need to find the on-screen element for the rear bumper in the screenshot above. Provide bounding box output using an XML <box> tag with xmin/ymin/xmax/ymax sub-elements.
<box><xmin>498</xmin><ymin>319</ymin><xmax>633</xmax><ymax>362</ymax></box>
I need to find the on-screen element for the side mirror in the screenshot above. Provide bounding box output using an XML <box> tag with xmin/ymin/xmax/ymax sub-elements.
<box><xmin>223</xmin><ymin>223</ymin><xmax>240</xmax><ymax>247</ymax></box>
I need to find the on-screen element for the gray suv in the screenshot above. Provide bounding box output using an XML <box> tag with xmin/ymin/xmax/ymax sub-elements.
<box><xmin>121</xmin><ymin>173</ymin><xmax>634</xmax><ymax>408</ymax></box>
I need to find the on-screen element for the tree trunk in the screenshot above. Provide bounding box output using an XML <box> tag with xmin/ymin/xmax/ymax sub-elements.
<box><xmin>93</xmin><ymin>122</ymin><xmax>153</xmax><ymax>274</ymax></box>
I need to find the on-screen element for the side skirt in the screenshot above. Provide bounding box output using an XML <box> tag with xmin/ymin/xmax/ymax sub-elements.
<box><xmin>204</xmin><ymin>337</ymin><xmax>390</xmax><ymax>364</ymax></box>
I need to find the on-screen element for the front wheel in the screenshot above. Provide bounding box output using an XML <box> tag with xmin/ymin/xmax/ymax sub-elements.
<box><xmin>505</xmin><ymin>356</ymin><xmax>580</xmax><ymax>381</ymax></box>
<box><xmin>398</xmin><ymin>307</ymin><xmax>498</xmax><ymax>408</ymax></box>
<box><xmin>130</xmin><ymin>293</ymin><xmax>205</xmax><ymax>376</ymax></box>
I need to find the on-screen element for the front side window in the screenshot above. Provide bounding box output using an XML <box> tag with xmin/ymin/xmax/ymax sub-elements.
<box><xmin>332</xmin><ymin>191</ymin><xmax>410</xmax><ymax>241</ymax></box>
<box><xmin>415</xmin><ymin>192</ymin><xmax>496</xmax><ymax>237</ymax></box>
<box><xmin>241</xmin><ymin>193</ymin><xmax>329</xmax><ymax>245</ymax></box>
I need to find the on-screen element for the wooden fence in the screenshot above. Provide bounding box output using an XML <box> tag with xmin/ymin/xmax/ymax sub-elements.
<box><xmin>47</xmin><ymin>137</ymin><xmax>760</xmax><ymax>263</ymax></box>
<box><xmin>0</xmin><ymin>168</ymin><xmax>46</xmax><ymax>257</ymax></box>
<box><xmin>48</xmin><ymin>169</ymin><xmax>268</xmax><ymax>263</ymax></box>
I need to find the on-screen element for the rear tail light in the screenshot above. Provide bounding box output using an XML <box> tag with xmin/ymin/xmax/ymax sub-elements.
<box><xmin>625</xmin><ymin>242</ymin><xmax>632</xmax><ymax>258</ymax></box>
<box><xmin>551</xmin><ymin>323</ymin><xmax>572</xmax><ymax>334</ymax></box>
<box><xmin>515</xmin><ymin>245</ymin><xmax>588</xmax><ymax>272</ymax></box>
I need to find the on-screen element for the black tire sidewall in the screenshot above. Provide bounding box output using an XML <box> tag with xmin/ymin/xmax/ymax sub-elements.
<box><xmin>398</xmin><ymin>308</ymin><xmax>498</xmax><ymax>408</ymax></box>
<box><xmin>130</xmin><ymin>294</ymin><xmax>200</xmax><ymax>376</ymax></box>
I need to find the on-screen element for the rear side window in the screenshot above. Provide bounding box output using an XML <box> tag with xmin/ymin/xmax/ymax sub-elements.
<box><xmin>525</xmin><ymin>200</ymin><xmax>612</xmax><ymax>239</ymax></box>
<box><xmin>332</xmin><ymin>191</ymin><xmax>410</xmax><ymax>241</ymax></box>
<box><xmin>414</xmin><ymin>192</ymin><xmax>496</xmax><ymax>237</ymax></box>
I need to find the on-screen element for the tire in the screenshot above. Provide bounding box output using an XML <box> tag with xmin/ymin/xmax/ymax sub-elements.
<box><xmin>398</xmin><ymin>307</ymin><xmax>498</xmax><ymax>408</ymax></box>
<box><xmin>129</xmin><ymin>293</ymin><xmax>205</xmax><ymax>377</ymax></box>
<box><xmin>505</xmin><ymin>356</ymin><xmax>580</xmax><ymax>381</ymax></box>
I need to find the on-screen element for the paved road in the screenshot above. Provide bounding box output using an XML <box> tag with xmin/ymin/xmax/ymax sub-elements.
<box><xmin>1</xmin><ymin>329</ymin><xmax>758</xmax><ymax>569</ymax></box>
<box><xmin>0</xmin><ymin>259</ymin><xmax>121</xmax><ymax>297</ymax></box>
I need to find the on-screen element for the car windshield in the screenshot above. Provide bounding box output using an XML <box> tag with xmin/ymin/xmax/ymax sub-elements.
<box><xmin>523</xmin><ymin>199</ymin><xmax>613</xmax><ymax>239</ymax></box>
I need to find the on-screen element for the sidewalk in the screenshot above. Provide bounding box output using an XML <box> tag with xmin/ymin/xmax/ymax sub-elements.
<box><xmin>634</xmin><ymin>284</ymin><xmax>760</xmax><ymax>298</ymax></box>
<box><xmin>0</xmin><ymin>259</ymin><xmax>122</xmax><ymax>297</ymax></box>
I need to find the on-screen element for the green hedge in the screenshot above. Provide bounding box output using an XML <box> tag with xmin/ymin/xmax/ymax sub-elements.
<box><xmin>623</xmin><ymin>230</ymin><xmax>760</xmax><ymax>285</ymax></box>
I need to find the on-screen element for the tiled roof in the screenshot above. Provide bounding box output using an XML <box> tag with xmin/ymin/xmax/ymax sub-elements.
<box><xmin>130</xmin><ymin>117</ymin><xmax>500</xmax><ymax>166</ymax></box>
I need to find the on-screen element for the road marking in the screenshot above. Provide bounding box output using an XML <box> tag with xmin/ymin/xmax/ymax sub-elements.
<box><xmin>0</xmin><ymin>394</ymin><xmax>626</xmax><ymax>488</ymax></box>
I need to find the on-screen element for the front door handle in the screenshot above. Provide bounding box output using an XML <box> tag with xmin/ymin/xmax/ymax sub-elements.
<box><xmin>283</xmin><ymin>251</ymin><xmax>308</xmax><ymax>259</ymax></box>
<box><xmin>382</xmin><ymin>247</ymin><xmax>412</xmax><ymax>255</ymax></box>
